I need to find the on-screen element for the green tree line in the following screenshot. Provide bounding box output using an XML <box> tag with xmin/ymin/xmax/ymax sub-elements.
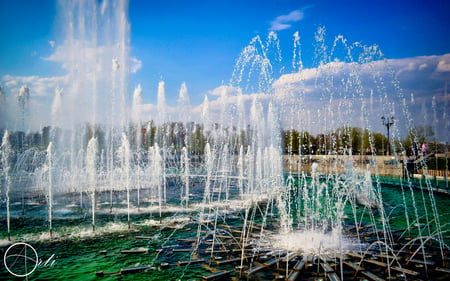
<box><xmin>282</xmin><ymin>125</ymin><xmax>449</xmax><ymax>157</ymax></box>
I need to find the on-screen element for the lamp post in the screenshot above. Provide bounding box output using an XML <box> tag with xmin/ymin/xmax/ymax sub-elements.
<box><xmin>381</xmin><ymin>116</ymin><xmax>394</xmax><ymax>155</ymax></box>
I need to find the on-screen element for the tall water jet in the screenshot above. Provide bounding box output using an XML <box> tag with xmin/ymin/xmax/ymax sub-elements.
<box><xmin>1</xmin><ymin>131</ymin><xmax>12</xmax><ymax>240</ymax></box>
<box><xmin>132</xmin><ymin>84</ymin><xmax>143</xmax><ymax>135</ymax></box>
<box><xmin>221</xmin><ymin>144</ymin><xmax>230</xmax><ymax>202</ymax></box>
<box><xmin>178</xmin><ymin>83</ymin><xmax>191</xmax><ymax>209</ymax></box>
<box><xmin>204</xmin><ymin>143</ymin><xmax>212</xmax><ymax>205</ymax></box>
<box><xmin>178</xmin><ymin>82</ymin><xmax>191</xmax><ymax>159</ymax></box>
<box><xmin>177</xmin><ymin>82</ymin><xmax>190</xmax><ymax>120</ymax></box>
<box><xmin>255</xmin><ymin>148</ymin><xmax>263</xmax><ymax>195</ymax></box>
<box><xmin>17</xmin><ymin>86</ymin><xmax>30</xmax><ymax>131</ymax></box>
<box><xmin>118</xmin><ymin>133</ymin><xmax>131</xmax><ymax>229</ymax></box>
<box><xmin>156</xmin><ymin>81</ymin><xmax>166</xmax><ymax>125</ymax></box>
<box><xmin>149</xmin><ymin>143</ymin><xmax>163</xmax><ymax>222</ymax></box>
<box><xmin>132</xmin><ymin>84</ymin><xmax>143</xmax><ymax>211</ymax></box>
<box><xmin>201</xmin><ymin>96</ymin><xmax>210</xmax><ymax>132</ymax></box>
<box><xmin>49</xmin><ymin>0</ymin><xmax>132</xmax><ymax>218</ymax></box>
<box><xmin>238</xmin><ymin>145</ymin><xmax>245</xmax><ymax>198</ymax></box>
<box><xmin>86</xmin><ymin>137</ymin><xmax>98</xmax><ymax>232</ymax></box>
<box><xmin>51</xmin><ymin>87</ymin><xmax>63</xmax><ymax>120</ymax></box>
<box><xmin>16</xmin><ymin>86</ymin><xmax>30</xmax><ymax>153</ymax></box>
<box><xmin>47</xmin><ymin>142</ymin><xmax>54</xmax><ymax>239</ymax></box>
<box><xmin>156</xmin><ymin>81</ymin><xmax>167</xmax><ymax>207</ymax></box>
<box><xmin>245</xmin><ymin>145</ymin><xmax>254</xmax><ymax>196</ymax></box>
<box><xmin>181</xmin><ymin>147</ymin><xmax>190</xmax><ymax>208</ymax></box>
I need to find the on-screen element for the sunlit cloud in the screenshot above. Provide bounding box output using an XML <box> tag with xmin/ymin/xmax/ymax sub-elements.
<box><xmin>437</xmin><ymin>58</ymin><xmax>450</xmax><ymax>72</ymax></box>
<box><xmin>270</xmin><ymin>54</ymin><xmax>450</xmax><ymax>140</ymax></box>
<box><xmin>272</xmin><ymin>54</ymin><xmax>450</xmax><ymax>96</ymax></box>
<box><xmin>207</xmin><ymin>85</ymin><xmax>241</xmax><ymax>96</ymax></box>
<box><xmin>0</xmin><ymin>74</ymin><xmax>68</xmax><ymax>130</ymax></box>
<box><xmin>2</xmin><ymin>75</ymin><xmax>66</xmax><ymax>98</ymax></box>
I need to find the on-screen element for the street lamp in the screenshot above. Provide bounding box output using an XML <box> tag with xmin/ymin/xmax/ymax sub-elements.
<box><xmin>381</xmin><ymin>116</ymin><xmax>394</xmax><ymax>155</ymax></box>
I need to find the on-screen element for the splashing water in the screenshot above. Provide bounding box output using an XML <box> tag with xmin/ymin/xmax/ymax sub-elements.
<box><xmin>0</xmin><ymin>1</ymin><xmax>448</xmax><ymax>280</ymax></box>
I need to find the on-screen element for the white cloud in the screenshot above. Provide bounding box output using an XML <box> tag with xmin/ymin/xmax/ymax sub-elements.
<box><xmin>437</xmin><ymin>59</ymin><xmax>450</xmax><ymax>72</ymax></box>
<box><xmin>270</xmin><ymin>10</ymin><xmax>304</xmax><ymax>31</ymax></box>
<box><xmin>2</xmin><ymin>75</ymin><xmax>66</xmax><ymax>98</ymax></box>
<box><xmin>269</xmin><ymin>54</ymin><xmax>450</xmax><ymax>140</ymax></box>
<box><xmin>207</xmin><ymin>85</ymin><xmax>241</xmax><ymax>96</ymax></box>
<box><xmin>270</xmin><ymin>22</ymin><xmax>292</xmax><ymax>31</ymax></box>
<box><xmin>273</xmin><ymin>55</ymin><xmax>450</xmax><ymax>92</ymax></box>
<box><xmin>0</xmin><ymin>74</ymin><xmax>68</xmax><ymax>130</ymax></box>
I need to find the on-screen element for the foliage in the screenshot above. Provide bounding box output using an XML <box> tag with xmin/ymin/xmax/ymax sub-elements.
<box><xmin>2</xmin><ymin>123</ymin><xmax>447</xmax><ymax>158</ymax></box>
<box><xmin>282</xmin><ymin>126</ymin><xmax>390</xmax><ymax>155</ymax></box>
<box><xmin>426</xmin><ymin>157</ymin><xmax>449</xmax><ymax>171</ymax></box>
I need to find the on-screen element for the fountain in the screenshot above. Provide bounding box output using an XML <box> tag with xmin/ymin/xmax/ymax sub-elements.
<box><xmin>1</xmin><ymin>131</ymin><xmax>12</xmax><ymax>241</ymax></box>
<box><xmin>86</xmin><ymin>137</ymin><xmax>98</xmax><ymax>232</ymax></box>
<box><xmin>0</xmin><ymin>0</ymin><xmax>448</xmax><ymax>280</ymax></box>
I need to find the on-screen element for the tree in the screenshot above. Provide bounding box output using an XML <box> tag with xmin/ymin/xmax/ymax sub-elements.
<box><xmin>361</xmin><ymin>129</ymin><xmax>371</xmax><ymax>153</ymax></box>
<box><xmin>350</xmin><ymin>127</ymin><xmax>362</xmax><ymax>153</ymax></box>
<box><xmin>372</xmin><ymin>132</ymin><xmax>387</xmax><ymax>155</ymax></box>
<box><xmin>282</xmin><ymin>130</ymin><xmax>299</xmax><ymax>154</ymax></box>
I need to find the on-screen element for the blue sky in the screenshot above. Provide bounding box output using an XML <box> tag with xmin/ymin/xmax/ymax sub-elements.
<box><xmin>131</xmin><ymin>0</ymin><xmax>450</xmax><ymax>104</ymax></box>
<box><xmin>1</xmin><ymin>0</ymin><xmax>449</xmax><ymax>102</ymax></box>
<box><xmin>0</xmin><ymin>0</ymin><xmax>449</xmax><ymax>140</ymax></box>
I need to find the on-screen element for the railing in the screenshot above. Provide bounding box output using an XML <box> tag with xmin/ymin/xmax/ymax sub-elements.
<box><xmin>418</xmin><ymin>169</ymin><xmax>449</xmax><ymax>178</ymax></box>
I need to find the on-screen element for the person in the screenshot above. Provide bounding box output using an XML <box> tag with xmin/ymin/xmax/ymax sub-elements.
<box><xmin>421</xmin><ymin>142</ymin><xmax>428</xmax><ymax>155</ymax></box>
